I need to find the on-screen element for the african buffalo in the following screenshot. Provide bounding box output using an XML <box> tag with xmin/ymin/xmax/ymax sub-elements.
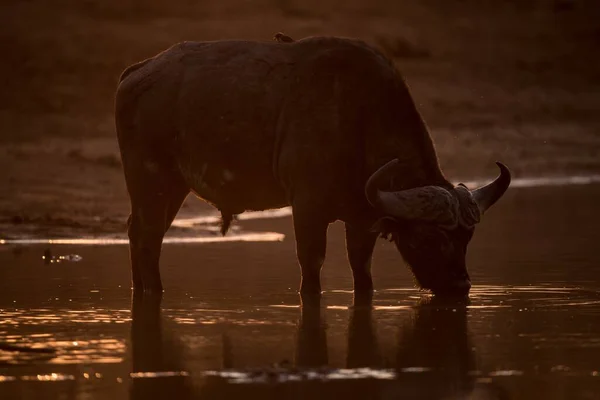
<box><xmin>115</xmin><ymin>36</ymin><xmax>510</xmax><ymax>296</ymax></box>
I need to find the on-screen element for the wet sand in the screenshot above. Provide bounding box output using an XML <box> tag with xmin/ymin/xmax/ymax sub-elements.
<box><xmin>1</xmin><ymin>185</ymin><xmax>600</xmax><ymax>399</ymax></box>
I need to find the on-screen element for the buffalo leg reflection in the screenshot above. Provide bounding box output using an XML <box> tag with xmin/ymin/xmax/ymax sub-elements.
<box><xmin>347</xmin><ymin>301</ymin><xmax>382</xmax><ymax>368</ymax></box>
<box><xmin>295</xmin><ymin>298</ymin><xmax>328</xmax><ymax>367</ymax></box>
<box><xmin>395</xmin><ymin>297</ymin><xmax>475</xmax><ymax>398</ymax></box>
<box><xmin>130</xmin><ymin>293</ymin><xmax>192</xmax><ymax>400</ymax></box>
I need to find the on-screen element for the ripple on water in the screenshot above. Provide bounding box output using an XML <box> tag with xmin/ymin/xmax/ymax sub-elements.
<box><xmin>130</xmin><ymin>371</ymin><xmax>190</xmax><ymax>378</ymax></box>
<box><xmin>0</xmin><ymin>308</ymin><xmax>129</xmax><ymax>365</ymax></box>
<box><xmin>201</xmin><ymin>367</ymin><xmax>397</xmax><ymax>384</ymax></box>
<box><xmin>468</xmin><ymin>285</ymin><xmax>600</xmax><ymax>309</ymax></box>
<box><xmin>0</xmin><ymin>308</ymin><xmax>130</xmax><ymax>326</ymax></box>
<box><xmin>0</xmin><ymin>337</ymin><xmax>125</xmax><ymax>365</ymax></box>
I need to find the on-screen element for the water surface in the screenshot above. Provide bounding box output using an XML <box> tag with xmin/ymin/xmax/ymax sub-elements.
<box><xmin>1</xmin><ymin>185</ymin><xmax>599</xmax><ymax>399</ymax></box>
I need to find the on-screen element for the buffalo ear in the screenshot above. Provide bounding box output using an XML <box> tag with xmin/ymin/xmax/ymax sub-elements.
<box><xmin>453</xmin><ymin>185</ymin><xmax>481</xmax><ymax>227</ymax></box>
<box><xmin>370</xmin><ymin>216</ymin><xmax>397</xmax><ymax>233</ymax></box>
<box><xmin>370</xmin><ymin>217</ymin><xmax>400</xmax><ymax>242</ymax></box>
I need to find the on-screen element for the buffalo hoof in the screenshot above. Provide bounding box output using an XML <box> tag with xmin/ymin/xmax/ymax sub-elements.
<box><xmin>143</xmin><ymin>286</ymin><xmax>164</xmax><ymax>296</ymax></box>
<box><xmin>132</xmin><ymin>284</ymin><xmax>164</xmax><ymax>296</ymax></box>
<box><xmin>132</xmin><ymin>290</ymin><xmax>163</xmax><ymax>307</ymax></box>
<box><xmin>299</xmin><ymin>286</ymin><xmax>322</xmax><ymax>308</ymax></box>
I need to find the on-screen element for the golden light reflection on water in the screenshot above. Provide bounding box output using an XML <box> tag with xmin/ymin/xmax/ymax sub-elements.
<box><xmin>471</xmin><ymin>285</ymin><xmax>577</xmax><ymax>295</ymax></box>
<box><xmin>489</xmin><ymin>370</ymin><xmax>525</xmax><ymax>377</ymax></box>
<box><xmin>1</xmin><ymin>284</ymin><xmax>599</xmax><ymax>386</ymax></box>
<box><xmin>373</xmin><ymin>305</ymin><xmax>412</xmax><ymax>310</ymax></box>
<box><xmin>326</xmin><ymin>305</ymin><xmax>349</xmax><ymax>310</ymax></box>
<box><xmin>268</xmin><ymin>304</ymin><xmax>300</xmax><ymax>308</ymax></box>
<box><xmin>466</xmin><ymin>285</ymin><xmax>600</xmax><ymax>309</ymax></box>
<box><xmin>0</xmin><ymin>232</ymin><xmax>284</xmax><ymax>246</ymax></box>
<box><xmin>130</xmin><ymin>371</ymin><xmax>190</xmax><ymax>378</ymax></box>
<box><xmin>20</xmin><ymin>373</ymin><xmax>76</xmax><ymax>381</ymax></box>
<box><xmin>200</xmin><ymin>367</ymin><xmax>397</xmax><ymax>384</ymax></box>
<box><xmin>0</xmin><ymin>308</ymin><xmax>130</xmax><ymax>326</ymax></box>
<box><xmin>172</xmin><ymin>208</ymin><xmax>294</xmax><ymax>228</ymax></box>
<box><xmin>0</xmin><ymin>336</ymin><xmax>125</xmax><ymax>365</ymax></box>
<box><xmin>197</xmin><ymin>365</ymin><xmax>600</xmax><ymax>385</ymax></box>
<box><xmin>2</xmin><ymin>367</ymin><xmax>599</xmax><ymax>386</ymax></box>
<box><xmin>0</xmin><ymin>308</ymin><xmax>128</xmax><ymax>365</ymax></box>
<box><xmin>171</xmin><ymin>315</ymin><xmax>294</xmax><ymax>326</ymax></box>
<box><xmin>519</xmin><ymin>333</ymin><xmax>600</xmax><ymax>350</ymax></box>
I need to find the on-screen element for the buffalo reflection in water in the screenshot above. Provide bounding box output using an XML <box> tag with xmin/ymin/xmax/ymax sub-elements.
<box><xmin>129</xmin><ymin>295</ymin><xmax>507</xmax><ymax>400</ymax></box>
<box><xmin>129</xmin><ymin>294</ymin><xmax>193</xmax><ymax>399</ymax></box>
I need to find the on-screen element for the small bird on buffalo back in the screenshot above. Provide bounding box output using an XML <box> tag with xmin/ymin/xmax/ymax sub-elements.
<box><xmin>273</xmin><ymin>32</ymin><xmax>294</xmax><ymax>43</ymax></box>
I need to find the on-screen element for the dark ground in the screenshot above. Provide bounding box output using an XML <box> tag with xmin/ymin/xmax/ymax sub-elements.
<box><xmin>1</xmin><ymin>0</ymin><xmax>600</xmax><ymax>237</ymax></box>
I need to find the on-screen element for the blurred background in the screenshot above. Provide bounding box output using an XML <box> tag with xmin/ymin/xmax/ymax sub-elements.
<box><xmin>1</xmin><ymin>0</ymin><xmax>599</xmax><ymax>236</ymax></box>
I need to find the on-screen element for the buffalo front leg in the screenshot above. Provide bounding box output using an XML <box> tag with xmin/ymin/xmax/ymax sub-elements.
<box><xmin>345</xmin><ymin>223</ymin><xmax>377</xmax><ymax>296</ymax></box>
<box><xmin>292</xmin><ymin>210</ymin><xmax>329</xmax><ymax>296</ymax></box>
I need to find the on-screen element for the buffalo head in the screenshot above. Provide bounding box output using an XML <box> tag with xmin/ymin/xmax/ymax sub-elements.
<box><xmin>365</xmin><ymin>159</ymin><xmax>511</xmax><ymax>296</ymax></box>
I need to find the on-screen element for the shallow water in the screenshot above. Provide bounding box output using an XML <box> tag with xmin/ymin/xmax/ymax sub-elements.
<box><xmin>1</xmin><ymin>184</ymin><xmax>600</xmax><ymax>399</ymax></box>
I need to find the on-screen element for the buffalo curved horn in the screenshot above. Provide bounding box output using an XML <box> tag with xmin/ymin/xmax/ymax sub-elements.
<box><xmin>365</xmin><ymin>159</ymin><xmax>399</xmax><ymax>207</ymax></box>
<box><xmin>365</xmin><ymin>159</ymin><xmax>459</xmax><ymax>226</ymax></box>
<box><xmin>471</xmin><ymin>162</ymin><xmax>512</xmax><ymax>214</ymax></box>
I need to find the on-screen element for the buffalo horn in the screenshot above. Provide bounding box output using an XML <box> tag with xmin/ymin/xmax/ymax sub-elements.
<box><xmin>471</xmin><ymin>162</ymin><xmax>512</xmax><ymax>214</ymax></box>
<box><xmin>365</xmin><ymin>159</ymin><xmax>459</xmax><ymax>226</ymax></box>
<box><xmin>365</xmin><ymin>159</ymin><xmax>400</xmax><ymax>207</ymax></box>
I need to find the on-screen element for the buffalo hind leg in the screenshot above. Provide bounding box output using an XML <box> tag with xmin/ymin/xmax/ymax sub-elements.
<box><xmin>345</xmin><ymin>223</ymin><xmax>377</xmax><ymax>299</ymax></box>
<box><xmin>127</xmin><ymin>178</ymin><xmax>188</xmax><ymax>294</ymax></box>
<box><xmin>293</xmin><ymin>208</ymin><xmax>329</xmax><ymax>296</ymax></box>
